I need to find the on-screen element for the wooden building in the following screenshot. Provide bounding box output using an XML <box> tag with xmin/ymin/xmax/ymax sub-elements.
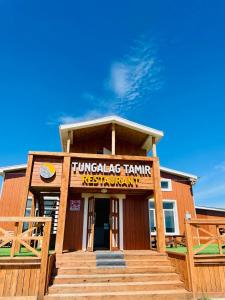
<box><xmin>0</xmin><ymin>116</ymin><xmax>198</xmax><ymax>253</ymax></box>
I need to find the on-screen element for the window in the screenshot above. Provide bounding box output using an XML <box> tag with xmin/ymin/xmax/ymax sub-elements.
<box><xmin>161</xmin><ymin>179</ymin><xmax>172</xmax><ymax>191</ymax></box>
<box><xmin>96</xmin><ymin>148</ymin><xmax>112</xmax><ymax>155</ymax></box>
<box><xmin>149</xmin><ymin>200</ymin><xmax>179</xmax><ymax>235</ymax></box>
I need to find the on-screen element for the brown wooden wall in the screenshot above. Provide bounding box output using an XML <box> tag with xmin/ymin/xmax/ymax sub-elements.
<box><xmin>168</xmin><ymin>251</ymin><xmax>225</xmax><ymax>296</ymax></box>
<box><xmin>161</xmin><ymin>172</ymin><xmax>196</xmax><ymax>235</ymax></box>
<box><xmin>70</xmin><ymin>138</ymin><xmax>146</xmax><ymax>156</ymax></box>
<box><xmin>70</xmin><ymin>123</ymin><xmax>147</xmax><ymax>156</ymax></box>
<box><xmin>0</xmin><ymin>172</ymin><xmax>26</xmax><ymax>230</ymax></box>
<box><xmin>123</xmin><ymin>195</ymin><xmax>150</xmax><ymax>250</ymax></box>
<box><xmin>70</xmin><ymin>135</ymin><xmax>112</xmax><ymax>155</ymax></box>
<box><xmin>63</xmin><ymin>192</ymin><xmax>84</xmax><ymax>251</ymax></box>
<box><xmin>0</xmin><ymin>262</ymin><xmax>40</xmax><ymax>296</ymax></box>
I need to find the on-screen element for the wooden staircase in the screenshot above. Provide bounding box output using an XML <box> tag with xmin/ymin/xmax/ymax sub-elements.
<box><xmin>45</xmin><ymin>250</ymin><xmax>192</xmax><ymax>299</ymax></box>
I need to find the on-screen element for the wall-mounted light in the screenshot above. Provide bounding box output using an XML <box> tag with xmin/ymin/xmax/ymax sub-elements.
<box><xmin>185</xmin><ymin>211</ymin><xmax>191</xmax><ymax>220</ymax></box>
<box><xmin>101</xmin><ymin>188</ymin><xmax>107</xmax><ymax>194</ymax></box>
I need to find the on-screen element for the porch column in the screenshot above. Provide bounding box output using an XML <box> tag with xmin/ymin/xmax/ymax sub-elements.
<box><xmin>152</xmin><ymin>138</ymin><xmax>166</xmax><ymax>253</ymax></box>
<box><xmin>55</xmin><ymin>156</ymin><xmax>71</xmax><ymax>254</ymax></box>
<box><xmin>112</xmin><ymin>123</ymin><xmax>116</xmax><ymax>155</ymax></box>
<box><xmin>15</xmin><ymin>154</ymin><xmax>34</xmax><ymax>252</ymax></box>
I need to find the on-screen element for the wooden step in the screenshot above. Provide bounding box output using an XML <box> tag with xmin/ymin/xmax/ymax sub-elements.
<box><xmin>48</xmin><ymin>280</ymin><xmax>184</xmax><ymax>294</ymax></box>
<box><xmin>126</xmin><ymin>260</ymin><xmax>170</xmax><ymax>267</ymax></box>
<box><xmin>56</xmin><ymin>260</ymin><xmax>97</xmax><ymax>268</ymax></box>
<box><xmin>45</xmin><ymin>289</ymin><xmax>192</xmax><ymax>299</ymax></box>
<box><xmin>52</xmin><ymin>272</ymin><xmax>180</xmax><ymax>284</ymax></box>
<box><xmin>56</xmin><ymin>266</ymin><xmax>175</xmax><ymax>275</ymax></box>
<box><xmin>56</xmin><ymin>254</ymin><xmax>96</xmax><ymax>262</ymax></box>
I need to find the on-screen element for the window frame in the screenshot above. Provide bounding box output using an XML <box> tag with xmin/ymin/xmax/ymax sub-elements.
<box><xmin>149</xmin><ymin>199</ymin><xmax>179</xmax><ymax>236</ymax></box>
<box><xmin>161</xmin><ymin>178</ymin><xmax>172</xmax><ymax>192</ymax></box>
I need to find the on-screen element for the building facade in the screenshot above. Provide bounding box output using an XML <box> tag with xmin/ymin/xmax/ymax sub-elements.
<box><xmin>0</xmin><ymin>116</ymin><xmax>197</xmax><ymax>253</ymax></box>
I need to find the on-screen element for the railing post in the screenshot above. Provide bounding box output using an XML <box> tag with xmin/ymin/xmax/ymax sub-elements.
<box><xmin>185</xmin><ymin>221</ymin><xmax>197</xmax><ymax>299</ymax></box>
<box><xmin>11</xmin><ymin>221</ymin><xmax>19</xmax><ymax>257</ymax></box>
<box><xmin>38</xmin><ymin>220</ymin><xmax>51</xmax><ymax>300</ymax></box>
<box><xmin>216</xmin><ymin>225</ymin><xmax>223</xmax><ymax>255</ymax></box>
<box><xmin>152</xmin><ymin>156</ymin><xmax>166</xmax><ymax>252</ymax></box>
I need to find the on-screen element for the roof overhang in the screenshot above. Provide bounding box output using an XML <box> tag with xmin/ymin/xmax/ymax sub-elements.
<box><xmin>195</xmin><ymin>206</ymin><xmax>225</xmax><ymax>212</ymax></box>
<box><xmin>59</xmin><ymin>115</ymin><xmax>164</xmax><ymax>152</ymax></box>
<box><xmin>0</xmin><ymin>164</ymin><xmax>27</xmax><ymax>176</ymax></box>
<box><xmin>160</xmin><ymin>166</ymin><xmax>198</xmax><ymax>182</ymax></box>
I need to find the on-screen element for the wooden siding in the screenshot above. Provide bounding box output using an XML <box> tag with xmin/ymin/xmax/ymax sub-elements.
<box><xmin>63</xmin><ymin>193</ymin><xmax>84</xmax><ymax>251</ymax></box>
<box><xmin>123</xmin><ymin>195</ymin><xmax>150</xmax><ymax>250</ymax></box>
<box><xmin>71</xmin><ymin>134</ymin><xmax>112</xmax><ymax>154</ymax></box>
<box><xmin>31</xmin><ymin>156</ymin><xmax>63</xmax><ymax>188</ymax></box>
<box><xmin>0</xmin><ymin>172</ymin><xmax>26</xmax><ymax>230</ymax></box>
<box><xmin>167</xmin><ymin>251</ymin><xmax>225</xmax><ymax>296</ymax></box>
<box><xmin>0</xmin><ymin>263</ymin><xmax>40</xmax><ymax>296</ymax></box>
<box><xmin>70</xmin><ymin>123</ymin><xmax>148</xmax><ymax>156</ymax></box>
<box><xmin>161</xmin><ymin>172</ymin><xmax>196</xmax><ymax>235</ymax></box>
<box><xmin>167</xmin><ymin>252</ymin><xmax>190</xmax><ymax>290</ymax></box>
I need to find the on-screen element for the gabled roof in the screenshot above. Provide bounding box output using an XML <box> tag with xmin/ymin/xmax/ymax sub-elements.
<box><xmin>0</xmin><ymin>164</ymin><xmax>27</xmax><ymax>176</ymax></box>
<box><xmin>0</xmin><ymin>163</ymin><xmax>198</xmax><ymax>181</ymax></box>
<box><xmin>59</xmin><ymin>115</ymin><xmax>164</xmax><ymax>152</ymax></box>
<box><xmin>160</xmin><ymin>166</ymin><xmax>198</xmax><ymax>181</ymax></box>
<box><xmin>195</xmin><ymin>206</ymin><xmax>225</xmax><ymax>212</ymax></box>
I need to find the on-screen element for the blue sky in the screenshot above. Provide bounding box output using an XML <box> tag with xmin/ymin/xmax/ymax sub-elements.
<box><xmin>0</xmin><ymin>1</ymin><xmax>225</xmax><ymax>207</ymax></box>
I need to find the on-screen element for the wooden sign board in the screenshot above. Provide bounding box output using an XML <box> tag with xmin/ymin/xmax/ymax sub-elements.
<box><xmin>70</xmin><ymin>158</ymin><xmax>153</xmax><ymax>190</ymax></box>
<box><xmin>30</xmin><ymin>155</ymin><xmax>154</xmax><ymax>190</ymax></box>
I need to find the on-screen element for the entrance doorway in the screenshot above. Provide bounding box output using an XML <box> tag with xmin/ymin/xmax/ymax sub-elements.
<box><xmin>86</xmin><ymin>195</ymin><xmax>120</xmax><ymax>252</ymax></box>
<box><xmin>94</xmin><ymin>198</ymin><xmax>110</xmax><ymax>250</ymax></box>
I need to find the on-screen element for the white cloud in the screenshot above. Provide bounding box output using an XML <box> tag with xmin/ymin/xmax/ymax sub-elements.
<box><xmin>48</xmin><ymin>35</ymin><xmax>163</xmax><ymax>125</ymax></box>
<box><xmin>53</xmin><ymin>110</ymin><xmax>110</xmax><ymax>125</ymax></box>
<box><xmin>107</xmin><ymin>37</ymin><xmax>162</xmax><ymax>111</ymax></box>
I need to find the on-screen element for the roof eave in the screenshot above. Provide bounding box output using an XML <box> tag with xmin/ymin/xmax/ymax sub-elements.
<box><xmin>59</xmin><ymin>115</ymin><xmax>164</xmax><ymax>152</ymax></box>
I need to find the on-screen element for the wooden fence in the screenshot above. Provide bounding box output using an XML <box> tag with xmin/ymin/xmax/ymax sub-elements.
<box><xmin>168</xmin><ymin>219</ymin><xmax>225</xmax><ymax>299</ymax></box>
<box><xmin>0</xmin><ymin>217</ymin><xmax>52</xmax><ymax>299</ymax></box>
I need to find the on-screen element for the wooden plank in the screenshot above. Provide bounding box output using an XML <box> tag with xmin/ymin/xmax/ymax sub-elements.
<box><xmin>29</xmin><ymin>151</ymin><xmax>155</xmax><ymax>161</ymax></box>
<box><xmin>55</xmin><ymin>156</ymin><xmax>71</xmax><ymax>254</ymax></box>
<box><xmin>112</xmin><ymin>123</ymin><xmax>116</xmax><ymax>155</ymax></box>
<box><xmin>15</xmin><ymin>154</ymin><xmax>34</xmax><ymax>253</ymax></box>
<box><xmin>38</xmin><ymin>220</ymin><xmax>51</xmax><ymax>299</ymax></box>
<box><xmin>86</xmin><ymin>196</ymin><xmax>95</xmax><ymax>252</ymax></box>
<box><xmin>152</xmin><ymin>137</ymin><xmax>157</xmax><ymax>157</ymax></box>
<box><xmin>0</xmin><ymin>267</ymin><xmax>6</xmax><ymax>296</ymax></box>
<box><xmin>188</xmin><ymin>219</ymin><xmax>225</xmax><ymax>225</ymax></box>
<box><xmin>3</xmin><ymin>267</ymin><xmax>13</xmax><ymax>296</ymax></box>
<box><xmin>9</xmin><ymin>266</ymin><xmax>19</xmax><ymax>296</ymax></box>
<box><xmin>22</xmin><ymin>267</ymin><xmax>31</xmax><ymax>296</ymax></box>
<box><xmin>185</xmin><ymin>222</ymin><xmax>196</xmax><ymax>296</ymax></box>
<box><xmin>152</xmin><ymin>156</ymin><xmax>166</xmax><ymax>252</ymax></box>
<box><xmin>15</xmin><ymin>266</ymin><xmax>24</xmax><ymax>296</ymax></box>
<box><xmin>110</xmin><ymin>198</ymin><xmax>119</xmax><ymax>250</ymax></box>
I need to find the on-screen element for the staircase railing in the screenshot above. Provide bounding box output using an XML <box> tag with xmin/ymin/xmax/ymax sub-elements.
<box><xmin>185</xmin><ymin>219</ymin><xmax>225</xmax><ymax>298</ymax></box>
<box><xmin>0</xmin><ymin>217</ymin><xmax>52</xmax><ymax>299</ymax></box>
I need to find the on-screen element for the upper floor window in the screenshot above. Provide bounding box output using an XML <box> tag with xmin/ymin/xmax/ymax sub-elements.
<box><xmin>97</xmin><ymin>147</ymin><xmax>112</xmax><ymax>155</ymax></box>
<box><xmin>161</xmin><ymin>178</ymin><xmax>172</xmax><ymax>191</ymax></box>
